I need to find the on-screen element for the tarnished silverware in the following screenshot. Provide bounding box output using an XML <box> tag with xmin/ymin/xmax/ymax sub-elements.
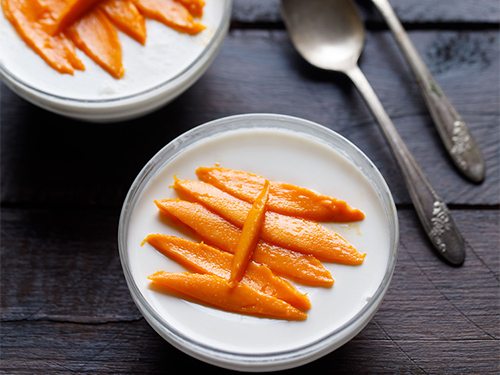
<box><xmin>281</xmin><ymin>0</ymin><xmax>466</xmax><ymax>265</ymax></box>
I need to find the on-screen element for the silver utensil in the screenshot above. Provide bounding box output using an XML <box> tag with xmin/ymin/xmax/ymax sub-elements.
<box><xmin>281</xmin><ymin>0</ymin><xmax>465</xmax><ymax>265</ymax></box>
<box><xmin>371</xmin><ymin>0</ymin><xmax>485</xmax><ymax>183</ymax></box>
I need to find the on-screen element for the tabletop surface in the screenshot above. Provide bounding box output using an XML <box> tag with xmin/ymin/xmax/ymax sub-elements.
<box><xmin>1</xmin><ymin>1</ymin><xmax>499</xmax><ymax>373</ymax></box>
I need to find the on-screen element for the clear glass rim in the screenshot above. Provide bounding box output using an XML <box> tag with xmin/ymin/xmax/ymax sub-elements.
<box><xmin>118</xmin><ymin>113</ymin><xmax>399</xmax><ymax>368</ymax></box>
<box><xmin>0</xmin><ymin>0</ymin><xmax>231</xmax><ymax>105</ymax></box>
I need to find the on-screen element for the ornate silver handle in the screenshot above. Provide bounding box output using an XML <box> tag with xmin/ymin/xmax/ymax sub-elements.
<box><xmin>371</xmin><ymin>0</ymin><xmax>485</xmax><ymax>183</ymax></box>
<box><xmin>346</xmin><ymin>65</ymin><xmax>465</xmax><ymax>265</ymax></box>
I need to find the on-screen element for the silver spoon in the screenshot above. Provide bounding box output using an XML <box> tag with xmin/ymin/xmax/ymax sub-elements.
<box><xmin>371</xmin><ymin>0</ymin><xmax>485</xmax><ymax>183</ymax></box>
<box><xmin>281</xmin><ymin>0</ymin><xmax>465</xmax><ymax>265</ymax></box>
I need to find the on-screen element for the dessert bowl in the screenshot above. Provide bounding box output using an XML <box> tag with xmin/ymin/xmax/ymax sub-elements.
<box><xmin>0</xmin><ymin>0</ymin><xmax>231</xmax><ymax>122</ymax></box>
<box><xmin>118</xmin><ymin>113</ymin><xmax>399</xmax><ymax>371</ymax></box>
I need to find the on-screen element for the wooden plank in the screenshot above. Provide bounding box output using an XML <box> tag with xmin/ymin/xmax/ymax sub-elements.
<box><xmin>1</xmin><ymin>30</ymin><xmax>498</xmax><ymax>207</ymax></box>
<box><xmin>1</xmin><ymin>208</ymin><xmax>498</xmax><ymax>337</ymax></box>
<box><xmin>381</xmin><ymin>209</ymin><xmax>500</xmax><ymax>341</ymax></box>
<box><xmin>2</xmin><ymin>319</ymin><xmax>497</xmax><ymax>373</ymax></box>
<box><xmin>232</xmin><ymin>0</ymin><xmax>500</xmax><ymax>25</ymax></box>
<box><xmin>0</xmin><ymin>207</ymin><xmax>141</xmax><ymax>323</ymax></box>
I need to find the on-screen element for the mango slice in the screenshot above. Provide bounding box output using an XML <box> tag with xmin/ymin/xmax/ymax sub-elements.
<box><xmin>144</xmin><ymin>234</ymin><xmax>310</xmax><ymax>311</ymax></box>
<box><xmin>67</xmin><ymin>8</ymin><xmax>124</xmax><ymax>79</ymax></box>
<box><xmin>173</xmin><ymin>180</ymin><xmax>366</xmax><ymax>265</ymax></box>
<box><xmin>59</xmin><ymin>31</ymin><xmax>85</xmax><ymax>70</ymax></box>
<box><xmin>230</xmin><ymin>180</ymin><xmax>270</xmax><ymax>285</ymax></box>
<box><xmin>101</xmin><ymin>0</ymin><xmax>146</xmax><ymax>45</ymax></box>
<box><xmin>155</xmin><ymin>199</ymin><xmax>334</xmax><ymax>287</ymax></box>
<box><xmin>38</xmin><ymin>0</ymin><xmax>101</xmax><ymax>35</ymax></box>
<box><xmin>149</xmin><ymin>271</ymin><xmax>308</xmax><ymax>321</ymax></box>
<box><xmin>2</xmin><ymin>0</ymin><xmax>84</xmax><ymax>74</ymax></box>
<box><xmin>175</xmin><ymin>0</ymin><xmax>204</xmax><ymax>17</ymax></box>
<box><xmin>133</xmin><ymin>0</ymin><xmax>205</xmax><ymax>35</ymax></box>
<box><xmin>196</xmin><ymin>166</ymin><xmax>365</xmax><ymax>222</ymax></box>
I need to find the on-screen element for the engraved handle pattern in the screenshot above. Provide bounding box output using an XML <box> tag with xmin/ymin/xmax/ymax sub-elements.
<box><xmin>451</xmin><ymin>120</ymin><xmax>471</xmax><ymax>169</ymax></box>
<box><xmin>429</xmin><ymin>200</ymin><xmax>452</xmax><ymax>253</ymax></box>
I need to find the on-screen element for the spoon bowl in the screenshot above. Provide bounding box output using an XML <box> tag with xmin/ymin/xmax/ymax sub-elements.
<box><xmin>282</xmin><ymin>0</ymin><xmax>364</xmax><ymax>72</ymax></box>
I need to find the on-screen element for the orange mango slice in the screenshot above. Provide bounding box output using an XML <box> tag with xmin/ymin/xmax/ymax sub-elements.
<box><xmin>174</xmin><ymin>180</ymin><xmax>366</xmax><ymax>265</ymax></box>
<box><xmin>175</xmin><ymin>0</ymin><xmax>204</xmax><ymax>17</ymax></box>
<box><xmin>133</xmin><ymin>0</ymin><xmax>205</xmax><ymax>35</ymax></box>
<box><xmin>2</xmin><ymin>0</ymin><xmax>84</xmax><ymax>74</ymax></box>
<box><xmin>230</xmin><ymin>180</ymin><xmax>270</xmax><ymax>285</ymax></box>
<box><xmin>144</xmin><ymin>234</ymin><xmax>310</xmax><ymax>311</ymax></box>
<box><xmin>155</xmin><ymin>199</ymin><xmax>334</xmax><ymax>287</ymax></box>
<box><xmin>196</xmin><ymin>166</ymin><xmax>365</xmax><ymax>222</ymax></box>
<box><xmin>101</xmin><ymin>0</ymin><xmax>146</xmax><ymax>45</ymax></box>
<box><xmin>67</xmin><ymin>8</ymin><xmax>124</xmax><ymax>79</ymax></box>
<box><xmin>38</xmin><ymin>0</ymin><xmax>101</xmax><ymax>35</ymax></box>
<box><xmin>149</xmin><ymin>271</ymin><xmax>308</xmax><ymax>321</ymax></box>
<box><xmin>59</xmin><ymin>31</ymin><xmax>85</xmax><ymax>70</ymax></box>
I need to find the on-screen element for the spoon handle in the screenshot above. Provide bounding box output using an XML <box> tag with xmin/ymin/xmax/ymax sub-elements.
<box><xmin>371</xmin><ymin>0</ymin><xmax>485</xmax><ymax>183</ymax></box>
<box><xmin>346</xmin><ymin>65</ymin><xmax>465</xmax><ymax>265</ymax></box>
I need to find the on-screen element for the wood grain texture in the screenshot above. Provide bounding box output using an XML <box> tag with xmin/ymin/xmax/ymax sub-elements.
<box><xmin>1</xmin><ymin>30</ymin><xmax>498</xmax><ymax>208</ymax></box>
<box><xmin>1</xmin><ymin>208</ymin><xmax>498</xmax><ymax>373</ymax></box>
<box><xmin>2</xmin><ymin>320</ymin><xmax>498</xmax><ymax>374</ymax></box>
<box><xmin>1</xmin><ymin>5</ymin><xmax>499</xmax><ymax>373</ymax></box>
<box><xmin>232</xmin><ymin>0</ymin><xmax>500</xmax><ymax>24</ymax></box>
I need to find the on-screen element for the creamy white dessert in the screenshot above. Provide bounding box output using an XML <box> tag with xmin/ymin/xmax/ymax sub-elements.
<box><xmin>124</xmin><ymin>124</ymin><xmax>395</xmax><ymax>356</ymax></box>
<box><xmin>0</xmin><ymin>0</ymin><xmax>226</xmax><ymax>100</ymax></box>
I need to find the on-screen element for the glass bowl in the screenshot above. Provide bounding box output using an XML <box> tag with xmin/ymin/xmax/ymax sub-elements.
<box><xmin>118</xmin><ymin>113</ymin><xmax>399</xmax><ymax>371</ymax></box>
<box><xmin>0</xmin><ymin>0</ymin><xmax>231</xmax><ymax>122</ymax></box>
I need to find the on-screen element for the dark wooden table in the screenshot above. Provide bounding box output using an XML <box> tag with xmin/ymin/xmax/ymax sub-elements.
<box><xmin>1</xmin><ymin>1</ymin><xmax>499</xmax><ymax>373</ymax></box>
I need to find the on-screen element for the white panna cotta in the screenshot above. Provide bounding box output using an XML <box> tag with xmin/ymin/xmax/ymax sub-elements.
<box><xmin>120</xmin><ymin>114</ymin><xmax>398</xmax><ymax>371</ymax></box>
<box><xmin>0</xmin><ymin>0</ymin><xmax>230</xmax><ymax>121</ymax></box>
